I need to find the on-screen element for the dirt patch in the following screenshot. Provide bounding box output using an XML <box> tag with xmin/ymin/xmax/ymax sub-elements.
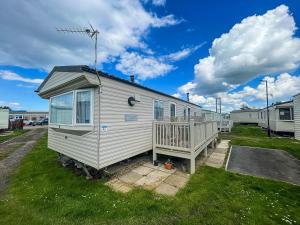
<box><xmin>0</xmin><ymin>128</ymin><xmax>47</xmax><ymax>193</ymax></box>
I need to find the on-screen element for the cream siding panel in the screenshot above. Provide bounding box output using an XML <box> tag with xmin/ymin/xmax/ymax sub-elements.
<box><xmin>41</xmin><ymin>72</ymin><xmax>83</xmax><ymax>93</ymax></box>
<box><xmin>98</xmin><ymin>76</ymin><xmax>202</xmax><ymax>169</ymax></box>
<box><xmin>47</xmin><ymin>89</ymin><xmax>100</xmax><ymax>168</ymax></box>
<box><xmin>294</xmin><ymin>95</ymin><xmax>300</xmax><ymax>140</ymax></box>
<box><xmin>0</xmin><ymin>109</ymin><xmax>9</xmax><ymax>129</ymax></box>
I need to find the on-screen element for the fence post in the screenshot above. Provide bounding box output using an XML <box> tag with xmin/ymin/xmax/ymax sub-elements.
<box><xmin>189</xmin><ymin>120</ymin><xmax>196</xmax><ymax>174</ymax></box>
<box><xmin>152</xmin><ymin>121</ymin><xmax>157</xmax><ymax>164</ymax></box>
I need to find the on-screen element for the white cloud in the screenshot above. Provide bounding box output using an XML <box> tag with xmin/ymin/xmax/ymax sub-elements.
<box><xmin>0</xmin><ymin>0</ymin><xmax>181</xmax><ymax>70</ymax></box>
<box><xmin>0</xmin><ymin>101</ymin><xmax>22</xmax><ymax>110</ymax></box>
<box><xmin>116</xmin><ymin>52</ymin><xmax>175</xmax><ymax>80</ymax></box>
<box><xmin>16</xmin><ymin>84</ymin><xmax>36</xmax><ymax>88</ymax></box>
<box><xmin>0</xmin><ymin>70</ymin><xmax>43</xmax><ymax>84</ymax></box>
<box><xmin>116</xmin><ymin>44</ymin><xmax>202</xmax><ymax>79</ymax></box>
<box><xmin>152</xmin><ymin>0</ymin><xmax>166</xmax><ymax>6</ymax></box>
<box><xmin>144</xmin><ymin>0</ymin><xmax>166</xmax><ymax>6</ymax></box>
<box><xmin>192</xmin><ymin>5</ymin><xmax>300</xmax><ymax>95</ymax></box>
<box><xmin>162</xmin><ymin>44</ymin><xmax>204</xmax><ymax>62</ymax></box>
<box><xmin>175</xmin><ymin>73</ymin><xmax>300</xmax><ymax>112</ymax></box>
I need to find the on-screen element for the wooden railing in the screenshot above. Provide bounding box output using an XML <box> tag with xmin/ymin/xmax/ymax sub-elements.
<box><xmin>153</xmin><ymin>121</ymin><xmax>218</xmax><ymax>153</ymax></box>
<box><xmin>217</xmin><ymin>119</ymin><xmax>233</xmax><ymax>131</ymax></box>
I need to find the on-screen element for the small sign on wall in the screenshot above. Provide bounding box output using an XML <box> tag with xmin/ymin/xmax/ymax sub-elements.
<box><xmin>125</xmin><ymin>114</ymin><xmax>138</xmax><ymax>122</ymax></box>
<box><xmin>101</xmin><ymin>124</ymin><xmax>108</xmax><ymax>132</ymax></box>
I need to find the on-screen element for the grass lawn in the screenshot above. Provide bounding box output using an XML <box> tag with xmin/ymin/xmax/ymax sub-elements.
<box><xmin>221</xmin><ymin>125</ymin><xmax>300</xmax><ymax>160</ymax></box>
<box><xmin>0</xmin><ymin>130</ymin><xmax>27</xmax><ymax>143</ymax></box>
<box><xmin>0</xmin><ymin>136</ymin><xmax>299</xmax><ymax>225</ymax></box>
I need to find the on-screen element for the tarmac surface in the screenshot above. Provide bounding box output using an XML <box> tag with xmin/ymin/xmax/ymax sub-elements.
<box><xmin>227</xmin><ymin>146</ymin><xmax>300</xmax><ymax>185</ymax></box>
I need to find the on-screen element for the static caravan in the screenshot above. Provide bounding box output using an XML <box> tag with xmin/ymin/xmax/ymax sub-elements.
<box><xmin>9</xmin><ymin>111</ymin><xmax>48</xmax><ymax>122</ymax></box>
<box><xmin>294</xmin><ymin>94</ymin><xmax>300</xmax><ymax>140</ymax></box>
<box><xmin>258</xmin><ymin>101</ymin><xmax>294</xmax><ymax>134</ymax></box>
<box><xmin>36</xmin><ymin>65</ymin><xmax>217</xmax><ymax>174</ymax></box>
<box><xmin>0</xmin><ymin>108</ymin><xmax>9</xmax><ymax>129</ymax></box>
<box><xmin>230</xmin><ymin>109</ymin><xmax>260</xmax><ymax>124</ymax></box>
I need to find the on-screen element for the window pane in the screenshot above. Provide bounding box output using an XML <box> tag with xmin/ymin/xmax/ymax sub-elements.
<box><xmin>279</xmin><ymin>108</ymin><xmax>291</xmax><ymax>120</ymax></box>
<box><xmin>170</xmin><ymin>103</ymin><xmax>176</xmax><ymax>118</ymax></box>
<box><xmin>76</xmin><ymin>91</ymin><xmax>91</xmax><ymax>124</ymax></box>
<box><xmin>50</xmin><ymin>92</ymin><xmax>73</xmax><ymax>124</ymax></box>
<box><xmin>154</xmin><ymin>100</ymin><xmax>164</xmax><ymax>121</ymax></box>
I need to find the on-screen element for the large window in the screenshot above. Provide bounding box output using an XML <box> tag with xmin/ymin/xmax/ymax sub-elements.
<box><xmin>154</xmin><ymin>100</ymin><xmax>164</xmax><ymax>121</ymax></box>
<box><xmin>279</xmin><ymin>108</ymin><xmax>293</xmax><ymax>120</ymax></box>
<box><xmin>76</xmin><ymin>90</ymin><xmax>91</xmax><ymax>124</ymax></box>
<box><xmin>50</xmin><ymin>89</ymin><xmax>92</xmax><ymax>125</ymax></box>
<box><xmin>170</xmin><ymin>102</ymin><xmax>176</xmax><ymax>119</ymax></box>
<box><xmin>50</xmin><ymin>92</ymin><xmax>73</xmax><ymax>125</ymax></box>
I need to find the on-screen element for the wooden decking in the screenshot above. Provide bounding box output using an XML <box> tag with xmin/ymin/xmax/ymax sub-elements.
<box><xmin>217</xmin><ymin>119</ymin><xmax>233</xmax><ymax>132</ymax></box>
<box><xmin>153</xmin><ymin>120</ymin><xmax>218</xmax><ymax>173</ymax></box>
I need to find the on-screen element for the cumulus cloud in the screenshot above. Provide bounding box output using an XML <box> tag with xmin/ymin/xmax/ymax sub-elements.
<box><xmin>192</xmin><ymin>5</ymin><xmax>300</xmax><ymax>95</ymax></box>
<box><xmin>175</xmin><ymin>73</ymin><xmax>300</xmax><ymax>112</ymax></box>
<box><xmin>0</xmin><ymin>101</ymin><xmax>22</xmax><ymax>110</ymax></box>
<box><xmin>152</xmin><ymin>0</ymin><xmax>166</xmax><ymax>6</ymax></box>
<box><xmin>0</xmin><ymin>70</ymin><xmax>43</xmax><ymax>84</ymax></box>
<box><xmin>116</xmin><ymin>52</ymin><xmax>174</xmax><ymax>80</ymax></box>
<box><xmin>116</xmin><ymin>45</ymin><xmax>202</xmax><ymax>79</ymax></box>
<box><xmin>162</xmin><ymin>43</ymin><xmax>204</xmax><ymax>62</ymax></box>
<box><xmin>0</xmin><ymin>0</ymin><xmax>180</xmax><ymax>70</ymax></box>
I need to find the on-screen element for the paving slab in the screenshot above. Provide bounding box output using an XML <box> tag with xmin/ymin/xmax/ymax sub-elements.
<box><xmin>227</xmin><ymin>146</ymin><xmax>300</xmax><ymax>185</ymax></box>
<box><xmin>164</xmin><ymin>174</ymin><xmax>188</xmax><ymax>188</ymax></box>
<box><xmin>132</xmin><ymin>166</ymin><xmax>154</xmax><ymax>176</ymax></box>
<box><xmin>206</xmin><ymin>162</ymin><xmax>222</xmax><ymax>168</ymax></box>
<box><xmin>106</xmin><ymin>179</ymin><xmax>132</xmax><ymax>193</ymax></box>
<box><xmin>155</xmin><ymin>182</ymin><xmax>178</xmax><ymax>196</ymax></box>
<box><xmin>214</xmin><ymin>148</ymin><xmax>227</xmax><ymax>154</ymax></box>
<box><xmin>174</xmin><ymin>170</ymin><xmax>190</xmax><ymax>178</ymax></box>
<box><xmin>119</xmin><ymin>171</ymin><xmax>143</xmax><ymax>184</ymax></box>
<box><xmin>134</xmin><ymin>170</ymin><xmax>170</xmax><ymax>189</ymax></box>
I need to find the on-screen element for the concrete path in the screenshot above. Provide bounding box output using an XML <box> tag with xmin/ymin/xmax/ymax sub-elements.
<box><xmin>227</xmin><ymin>146</ymin><xmax>300</xmax><ymax>185</ymax></box>
<box><xmin>106</xmin><ymin>162</ymin><xmax>190</xmax><ymax>195</ymax></box>
<box><xmin>0</xmin><ymin>128</ymin><xmax>47</xmax><ymax>193</ymax></box>
<box><xmin>205</xmin><ymin>140</ymin><xmax>230</xmax><ymax>168</ymax></box>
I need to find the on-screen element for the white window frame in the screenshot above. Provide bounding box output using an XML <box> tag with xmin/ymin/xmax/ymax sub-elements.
<box><xmin>169</xmin><ymin>102</ymin><xmax>176</xmax><ymax>118</ymax></box>
<box><xmin>49</xmin><ymin>89</ymin><xmax>93</xmax><ymax>126</ymax></box>
<box><xmin>153</xmin><ymin>99</ymin><xmax>164</xmax><ymax>121</ymax></box>
<box><xmin>74</xmin><ymin>89</ymin><xmax>94</xmax><ymax>126</ymax></box>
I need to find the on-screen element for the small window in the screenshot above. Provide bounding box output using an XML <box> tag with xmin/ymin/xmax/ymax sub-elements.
<box><xmin>50</xmin><ymin>92</ymin><xmax>73</xmax><ymax>125</ymax></box>
<box><xmin>187</xmin><ymin>108</ymin><xmax>191</xmax><ymax>121</ymax></box>
<box><xmin>76</xmin><ymin>90</ymin><xmax>91</xmax><ymax>124</ymax></box>
<box><xmin>279</xmin><ymin>108</ymin><xmax>292</xmax><ymax>120</ymax></box>
<box><xmin>154</xmin><ymin>100</ymin><xmax>164</xmax><ymax>121</ymax></box>
<box><xmin>170</xmin><ymin>102</ymin><xmax>176</xmax><ymax>119</ymax></box>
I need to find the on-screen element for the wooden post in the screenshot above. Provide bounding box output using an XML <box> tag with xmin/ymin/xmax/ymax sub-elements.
<box><xmin>152</xmin><ymin>121</ymin><xmax>157</xmax><ymax>164</ymax></box>
<box><xmin>189</xmin><ymin>120</ymin><xmax>195</xmax><ymax>174</ymax></box>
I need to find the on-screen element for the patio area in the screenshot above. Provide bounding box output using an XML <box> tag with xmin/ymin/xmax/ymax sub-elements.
<box><xmin>106</xmin><ymin>162</ymin><xmax>190</xmax><ymax>195</ymax></box>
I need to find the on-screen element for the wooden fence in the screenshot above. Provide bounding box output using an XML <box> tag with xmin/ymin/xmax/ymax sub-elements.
<box><xmin>153</xmin><ymin>120</ymin><xmax>218</xmax><ymax>153</ymax></box>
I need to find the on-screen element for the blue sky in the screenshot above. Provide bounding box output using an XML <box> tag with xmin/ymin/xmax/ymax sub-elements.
<box><xmin>0</xmin><ymin>0</ymin><xmax>299</xmax><ymax>112</ymax></box>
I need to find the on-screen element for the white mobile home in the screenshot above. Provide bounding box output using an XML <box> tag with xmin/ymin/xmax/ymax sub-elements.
<box><xmin>0</xmin><ymin>108</ymin><xmax>9</xmax><ymax>129</ymax></box>
<box><xmin>230</xmin><ymin>109</ymin><xmax>260</xmax><ymax>124</ymax></box>
<box><xmin>294</xmin><ymin>94</ymin><xmax>300</xmax><ymax>140</ymax></box>
<box><xmin>37</xmin><ymin>66</ymin><xmax>218</xmax><ymax>174</ymax></box>
<box><xmin>258</xmin><ymin>101</ymin><xmax>294</xmax><ymax>133</ymax></box>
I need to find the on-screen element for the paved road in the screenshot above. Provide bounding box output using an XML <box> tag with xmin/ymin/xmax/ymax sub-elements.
<box><xmin>0</xmin><ymin>128</ymin><xmax>47</xmax><ymax>193</ymax></box>
<box><xmin>227</xmin><ymin>146</ymin><xmax>300</xmax><ymax>185</ymax></box>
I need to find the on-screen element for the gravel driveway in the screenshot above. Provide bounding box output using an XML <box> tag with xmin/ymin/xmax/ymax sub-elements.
<box><xmin>226</xmin><ymin>146</ymin><xmax>300</xmax><ymax>185</ymax></box>
<box><xmin>0</xmin><ymin>128</ymin><xmax>47</xmax><ymax>193</ymax></box>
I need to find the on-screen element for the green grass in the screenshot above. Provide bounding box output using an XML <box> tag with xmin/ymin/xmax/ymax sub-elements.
<box><xmin>221</xmin><ymin>125</ymin><xmax>300</xmax><ymax>160</ymax></box>
<box><xmin>0</xmin><ymin>130</ymin><xmax>27</xmax><ymax>143</ymax></box>
<box><xmin>0</xmin><ymin>136</ymin><xmax>299</xmax><ymax>225</ymax></box>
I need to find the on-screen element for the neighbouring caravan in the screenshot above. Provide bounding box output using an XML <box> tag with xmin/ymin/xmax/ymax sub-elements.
<box><xmin>258</xmin><ymin>101</ymin><xmax>294</xmax><ymax>134</ymax></box>
<box><xmin>0</xmin><ymin>108</ymin><xmax>9</xmax><ymax>129</ymax></box>
<box><xmin>294</xmin><ymin>94</ymin><xmax>300</xmax><ymax>140</ymax></box>
<box><xmin>37</xmin><ymin>66</ymin><xmax>217</xmax><ymax>174</ymax></box>
<box><xmin>230</xmin><ymin>109</ymin><xmax>260</xmax><ymax>124</ymax></box>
